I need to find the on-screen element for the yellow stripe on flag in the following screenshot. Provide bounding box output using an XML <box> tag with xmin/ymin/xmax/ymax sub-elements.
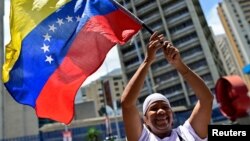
<box><xmin>3</xmin><ymin>0</ymin><xmax>70</xmax><ymax>83</ymax></box>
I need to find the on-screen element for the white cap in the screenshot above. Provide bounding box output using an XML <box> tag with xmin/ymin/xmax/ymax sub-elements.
<box><xmin>142</xmin><ymin>93</ymin><xmax>170</xmax><ymax>115</ymax></box>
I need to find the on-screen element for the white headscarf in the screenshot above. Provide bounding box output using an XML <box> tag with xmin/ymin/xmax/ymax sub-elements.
<box><xmin>142</xmin><ymin>93</ymin><xmax>171</xmax><ymax>115</ymax></box>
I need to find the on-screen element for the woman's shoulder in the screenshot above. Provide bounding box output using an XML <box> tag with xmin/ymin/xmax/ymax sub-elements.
<box><xmin>177</xmin><ymin>121</ymin><xmax>207</xmax><ymax>141</ymax></box>
<box><xmin>138</xmin><ymin>124</ymin><xmax>150</xmax><ymax>141</ymax></box>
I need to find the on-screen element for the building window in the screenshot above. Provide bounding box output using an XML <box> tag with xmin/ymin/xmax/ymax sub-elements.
<box><xmin>122</xmin><ymin>45</ymin><xmax>135</xmax><ymax>54</ymax></box>
<box><xmin>113</xmin><ymin>76</ymin><xmax>121</xmax><ymax>80</ymax></box>
<box><xmin>127</xmin><ymin>71</ymin><xmax>136</xmax><ymax>80</ymax></box>
<box><xmin>137</xmin><ymin>1</ymin><xmax>155</xmax><ymax>13</ymax></box>
<box><xmin>180</xmin><ymin>45</ymin><xmax>202</xmax><ymax>58</ymax></box>
<box><xmin>151</xmin><ymin>58</ymin><xmax>168</xmax><ymax>70</ymax></box>
<box><xmin>154</xmin><ymin>70</ymin><xmax>178</xmax><ymax>83</ymax></box>
<box><xmin>172</xmin><ymin>32</ymin><xmax>197</xmax><ymax>46</ymax></box>
<box><xmin>245</xmin><ymin>35</ymin><xmax>249</xmax><ymax>40</ymax></box>
<box><xmin>188</xmin><ymin>59</ymin><xmax>207</xmax><ymax>70</ymax></box>
<box><xmin>158</xmin><ymin>84</ymin><xmax>182</xmax><ymax>95</ymax></box>
<box><xmin>171</xmin><ymin>98</ymin><xmax>187</xmax><ymax>107</ymax></box>
<box><xmin>201</xmin><ymin>73</ymin><xmax>213</xmax><ymax>81</ymax></box>
<box><xmin>189</xmin><ymin>95</ymin><xmax>197</xmax><ymax>104</ymax></box>
<box><xmin>124</xmin><ymin>57</ymin><xmax>139</xmax><ymax>66</ymax></box>
<box><xmin>169</xmin><ymin>20</ymin><xmax>193</xmax><ymax>34</ymax></box>
<box><xmin>116</xmin><ymin>93</ymin><xmax>120</xmax><ymax>97</ymax></box>
<box><xmin>165</xmin><ymin>8</ymin><xmax>189</xmax><ymax>22</ymax></box>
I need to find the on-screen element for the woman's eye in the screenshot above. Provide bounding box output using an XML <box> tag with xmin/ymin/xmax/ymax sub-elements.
<box><xmin>150</xmin><ymin>108</ymin><xmax>157</xmax><ymax>111</ymax></box>
<box><xmin>163</xmin><ymin>107</ymin><xmax>169</xmax><ymax>110</ymax></box>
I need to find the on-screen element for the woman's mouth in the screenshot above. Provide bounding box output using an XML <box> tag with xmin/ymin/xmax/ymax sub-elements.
<box><xmin>155</xmin><ymin>117</ymin><xmax>168</xmax><ymax>126</ymax></box>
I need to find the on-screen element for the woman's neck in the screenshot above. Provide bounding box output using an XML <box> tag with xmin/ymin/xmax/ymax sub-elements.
<box><xmin>156</xmin><ymin>130</ymin><xmax>172</xmax><ymax>139</ymax></box>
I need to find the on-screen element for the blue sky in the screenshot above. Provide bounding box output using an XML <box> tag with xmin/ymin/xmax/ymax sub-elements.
<box><xmin>3</xmin><ymin>0</ymin><xmax>225</xmax><ymax>85</ymax></box>
<box><xmin>200</xmin><ymin>0</ymin><xmax>221</xmax><ymax>14</ymax></box>
<box><xmin>199</xmin><ymin>0</ymin><xmax>224</xmax><ymax>35</ymax></box>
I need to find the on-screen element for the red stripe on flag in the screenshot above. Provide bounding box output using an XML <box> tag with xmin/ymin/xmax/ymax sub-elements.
<box><xmin>92</xmin><ymin>10</ymin><xmax>141</xmax><ymax>45</ymax></box>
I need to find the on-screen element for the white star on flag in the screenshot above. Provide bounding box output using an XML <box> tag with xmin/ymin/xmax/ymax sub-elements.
<box><xmin>45</xmin><ymin>55</ymin><xmax>54</xmax><ymax>64</ymax></box>
<box><xmin>76</xmin><ymin>15</ymin><xmax>81</xmax><ymax>22</ymax></box>
<box><xmin>41</xmin><ymin>14</ymin><xmax>76</xmax><ymax>65</ymax></box>
<box><xmin>56</xmin><ymin>18</ymin><xmax>64</xmax><ymax>26</ymax></box>
<box><xmin>41</xmin><ymin>44</ymin><xmax>50</xmax><ymax>53</ymax></box>
<box><xmin>66</xmin><ymin>16</ymin><xmax>73</xmax><ymax>22</ymax></box>
<box><xmin>43</xmin><ymin>33</ymin><xmax>51</xmax><ymax>42</ymax></box>
<box><xmin>49</xmin><ymin>24</ymin><xmax>57</xmax><ymax>32</ymax></box>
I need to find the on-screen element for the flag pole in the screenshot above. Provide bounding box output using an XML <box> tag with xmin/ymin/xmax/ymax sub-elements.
<box><xmin>142</xmin><ymin>23</ymin><xmax>154</xmax><ymax>34</ymax></box>
<box><xmin>102</xmin><ymin>61</ymin><xmax>122</xmax><ymax>140</ymax></box>
<box><xmin>101</xmin><ymin>79</ymin><xmax>113</xmax><ymax>140</ymax></box>
<box><xmin>111</xmin><ymin>0</ymin><xmax>154</xmax><ymax>35</ymax></box>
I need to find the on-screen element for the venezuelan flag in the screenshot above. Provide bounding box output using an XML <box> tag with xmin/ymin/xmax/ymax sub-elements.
<box><xmin>3</xmin><ymin>0</ymin><xmax>141</xmax><ymax>124</ymax></box>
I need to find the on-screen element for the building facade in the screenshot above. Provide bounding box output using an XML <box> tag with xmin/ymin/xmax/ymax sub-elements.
<box><xmin>117</xmin><ymin>0</ymin><xmax>225</xmax><ymax>108</ymax></box>
<box><xmin>215</xmin><ymin>34</ymin><xmax>240</xmax><ymax>75</ymax></box>
<box><xmin>0</xmin><ymin>0</ymin><xmax>4</xmax><ymax>139</ymax></box>
<box><xmin>84</xmin><ymin>69</ymin><xmax>125</xmax><ymax>116</ymax></box>
<box><xmin>217</xmin><ymin>0</ymin><xmax>250</xmax><ymax>88</ymax></box>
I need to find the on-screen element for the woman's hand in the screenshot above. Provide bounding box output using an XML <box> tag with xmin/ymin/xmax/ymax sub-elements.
<box><xmin>145</xmin><ymin>32</ymin><xmax>164</xmax><ymax>63</ymax></box>
<box><xmin>162</xmin><ymin>41</ymin><xmax>182</xmax><ymax>66</ymax></box>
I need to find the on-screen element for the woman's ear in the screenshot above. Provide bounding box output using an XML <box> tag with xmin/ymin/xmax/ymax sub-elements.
<box><xmin>143</xmin><ymin>115</ymin><xmax>147</xmax><ymax>121</ymax></box>
<box><xmin>143</xmin><ymin>115</ymin><xmax>149</xmax><ymax>124</ymax></box>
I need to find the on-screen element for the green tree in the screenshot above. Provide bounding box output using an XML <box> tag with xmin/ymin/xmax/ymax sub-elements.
<box><xmin>87</xmin><ymin>127</ymin><xmax>100</xmax><ymax>141</ymax></box>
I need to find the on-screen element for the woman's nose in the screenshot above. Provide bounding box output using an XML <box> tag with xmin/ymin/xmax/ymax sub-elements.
<box><xmin>157</xmin><ymin>108</ymin><xmax>166</xmax><ymax>114</ymax></box>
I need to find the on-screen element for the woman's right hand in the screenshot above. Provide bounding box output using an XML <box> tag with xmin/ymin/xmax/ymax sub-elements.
<box><xmin>145</xmin><ymin>32</ymin><xmax>164</xmax><ymax>63</ymax></box>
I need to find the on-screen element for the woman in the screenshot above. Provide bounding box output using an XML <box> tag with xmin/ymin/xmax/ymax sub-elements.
<box><xmin>121</xmin><ymin>32</ymin><xmax>213</xmax><ymax>141</ymax></box>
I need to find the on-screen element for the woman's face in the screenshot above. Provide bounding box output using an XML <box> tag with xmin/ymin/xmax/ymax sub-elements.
<box><xmin>144</xmin><ymin>100</ymin><xmax>173</xmax><ymax>136</ymax></box>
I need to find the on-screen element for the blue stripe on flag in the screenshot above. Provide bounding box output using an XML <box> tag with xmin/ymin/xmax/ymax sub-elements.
<box><xmin>5</xmin><ymin>0</ymin><xmax>119</xmax><ymax>107</ymax></box>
